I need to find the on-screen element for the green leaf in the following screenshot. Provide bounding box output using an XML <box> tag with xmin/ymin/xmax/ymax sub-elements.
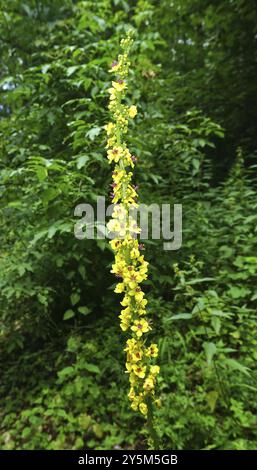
<box><xmin>206</xmin><ymin>390</ymin><xmax>219</xmax><ymax>412</ymax></box>
<box><xmin>228</xmin><ymin>286</ymin><xmax>250</xmax><ymax>299</ymax></box>
<box><xmin>42</xmin><ymin>188</ymin><xmax>60</xmax><ymax>203</ymax></box>
<box><xmin>211</xmin><ymin>317</ymin><xmax>221</xmax><ymax>334</ymax></box>
<box><xmin>78</xmin><ymin>414</ymin><xmax>92</xmax><ymax>430</ymax></box>
<box><xmin>48</xmin><ymin>225</ymin><xmax>58</xmax><ymax>239</ymax></box>
<box><xmin>224</xmin><ymin>358</ymin><xmax>250</xmax><ymax>376</ymax></box>
<box><xmin>78</xmin><ymin>265</ymin><xmax>86</xmax><ymax>279</ymax></box>
<box><xmin>78</xmin><ymin>306</ymin><xmax>91</xmax><ymax>315</ymax></box>
<box><xmin>203</xmin><ymin>342</ymin><xmax>217</xmax><ymax>365</ymax></box>
<box><xmin>41</xmin><ymin>64</ymin><xmax>51</xmax><ymax>74</ymax></box>
<box><xmin>71</xmin><ymin>292</ymin><xmax>80</xmax><ymax>306</ymax></box>
<box><xmin>36</xmin><ymin>166</ymin><xmax>48</xmax><ymax>181</ymax></box>
<box><xmin>86</xmin><ymin>127</ymin><xmax>102</xmax><ymax>141</ymax></box>
<box><xmin>92</xmin><ymin>423</ymin><xmax>103</xmax><ymax>439</ymax></box>
<box><xmin>63</xmin><ymin>309</ymin><xmax>75</xmax><ymax>320</ymax></box>
<box><xmin>58</xmin><ymin>366</ymin><xmax>74</xmax><ymax>379</ymax></box>
<box><xmin>81</xmin><ymin>363</ymin><xmax>100</xmax><ymax>374</ymax></box>
<box><xmin>66</xmin><ymin>65</ymin><xmax>80</xmax><ymax>76</ymax></box>
<box><xmin>167</xmin><ymin>313</ymin><xmax>193</xmax><ymax>321</ymax></box>
<box><xmin>211</xmin><ymin>309</ymin><xmax>232</xmax><ymax>318</ymax></box>
<box><xmin>77</xmin><ymin>155</ymin><xmax>89</xmax><ymax>169</ymax></box>
<box><xmin>188</xmin><ymin>277</ymin><xmax>215</xmax><ymax>285</ymax></box>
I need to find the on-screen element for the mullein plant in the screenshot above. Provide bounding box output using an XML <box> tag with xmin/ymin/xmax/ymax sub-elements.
<box><xmin>106</xmin><ymin>34</ymin><xmax>160</xmax><ymax>447</ymax></box>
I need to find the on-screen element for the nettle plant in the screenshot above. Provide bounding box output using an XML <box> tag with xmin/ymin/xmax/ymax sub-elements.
<box><xmin>105</xmin><ymin>34</ymin><xmax>160</xmax><ymax>446</ymax></box>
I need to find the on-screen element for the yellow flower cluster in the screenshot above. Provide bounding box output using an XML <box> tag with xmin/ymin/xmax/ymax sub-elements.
<box><xmin>106</xmin><ymin>35</ymin><xmax>159</xmax><ymax>416</ymax></box>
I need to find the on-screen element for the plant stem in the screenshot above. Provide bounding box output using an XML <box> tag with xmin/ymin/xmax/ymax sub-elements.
<box><xmin>146</xmin><ymin>396</ymin><xmax>160</xmax><ymax>450</ymax></box>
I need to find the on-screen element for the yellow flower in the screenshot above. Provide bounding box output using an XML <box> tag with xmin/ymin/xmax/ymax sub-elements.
<box><xmin>143</xmin><ymin>376</ymin><xmax>155</xmax><ymax>391</ymax></box>
<box><xmin>107</xmin><ymin>87</ymin><xmax>116</xmax><ymax>101</ymax></box>
<box><xmin>131</xmin><ymin>397</ymin><xmax>141</xmax><ymax>411</ymax></box>
<box><xmin>119</xmin><ymin>308</ymin><xmax>131</xmax><ymax>327</ymax></box>
<box><xmin>106</xmin><ymin>137</ymin><xmax>116</xmax><ymax>149</ymax></box>
<box><xmin>131</xmin><ymin>319</ymin><xmax>151</xmax><ymax>337</ymax></box>
<box><xmin>139</xmin><ymin>402</ymin><xmax>148</xmax><ymax>415</ymax></box>
<box><xmin>124</xmin><ymin>338</ymin><xmax>137</xmax><ymax>351</ymax></box>
<box><xmin>129</xmin><ymin>372</ymin><xmax>137</xmax><ymax>387</ymax></box>
<box><xmin>120</xmin><ymin>322</ymin><xmax>129</xmax><ymax>331</ymax></box>
<box><xmin>128</xmin><ymin>105</ymin><xmax>137</xmax><ymax>118</ymax></box>
<box><xmin>120</xmin><ymin>295</ymin><xmax>130</xmax><ymax>307</ymax></box>
<box><xmin>112</xmin><ymin>168</ymin><xmax>126</xmax><ymax>184</ymax></box>
<box><xmin>138</xmin><ymin>308</ymin><xmax>147</xmax><ymax>316</ymax></box>
<box><xmin>125</xmin><ymin>362</ymin><xmax>133</xmax><ymax>373</ymax></box>
<box><xmin>114</xmin><ymin>283</ymin><xmax>124</xmax><ymax>293</ymax></box>
<box><xmin>150</xmin><ymin>365</ymin><xmax>160</xmax><ymax>376</ymax></box>
<box><xmin>133</xmin><ymin>364</ymin><xmax>146</xmax><ymax>378</ymax></box>
<box><xmin>109</xmin><ymin>239</ymin><xmax>121</xmax><ymax>251</ymax></box>
<box><xmin>140</xmin><ymin>299</ymin><xmax>148</xmax><ymax>308</ymax></box>
<box><xmin>131</xmin><ymin>349</ymin><xmax>143</xmax><ymax>362</ymax></box>
<box><xmin>105</xmin><ymin>122</ymin><xmax>115</xmax><ymax>135</ymax></box>
<box><xmin>112</xmin><ymin>80</ymin><xmax>126</xmax><ymax>92</ymax></box>
<box><xmin>146</xmin><ymin>343</ymin><xmax>159</xmax><ymax>358</ymax></box>
<box><xmin>109</xmin><ymin>61</ymin><xmax>120</xmax><ymax>73</ymax></box>
<box><xmin>134</xmin><ymin>290</ymin><xmax>144</xmax><ymax>302</ymax></box>
<box><xmin>128</xmin><ymin>387</ymin><xmax>135</xmax><ymax>400</ymax></box>
<box><xmin>107</xmin><ymin>219</ymin><xmax>120</xmax><ymax>233</ymax></box>
<box><xmin>154</xmin><ymin>398</ymin><xmax>161</xmax><ymax>408</ymax></box>
<box><xmin>111</xmin><ymin>257</ymin><xmax>126</xmax><ymax>274</ymax></box>
<box><xmin>130</xmin><ymin>247</ymin><xmax>140</xmax><ymax>259</ymax></box>
<box><xmin>107</xmin><ymin>146</ymin><xmax>123</xmax><ymax>163</ymax></box>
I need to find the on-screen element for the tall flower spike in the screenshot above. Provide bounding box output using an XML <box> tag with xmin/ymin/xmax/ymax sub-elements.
<box><xmin>106</xmin><ymin>34</ymin><xmax>159</xmax><ymax>418</ymax></box>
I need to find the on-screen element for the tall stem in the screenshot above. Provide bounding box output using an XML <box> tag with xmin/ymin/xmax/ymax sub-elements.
<box><xmin>146</xmin><ymin>396</ymin><xmax>160</xmax><ymax>450</ymax></box>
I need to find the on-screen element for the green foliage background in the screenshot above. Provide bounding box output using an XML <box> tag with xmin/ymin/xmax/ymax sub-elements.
<box><xmin>1</xmin><ymin>0</ymin><xmax>257</xmax><ymax>450</ymax></box>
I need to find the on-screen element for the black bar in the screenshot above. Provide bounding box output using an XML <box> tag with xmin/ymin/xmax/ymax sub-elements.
<box><xmin>0</xmin><ymin>450</ymin><xmax>257</xmax><ymax>467</ymax></box>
